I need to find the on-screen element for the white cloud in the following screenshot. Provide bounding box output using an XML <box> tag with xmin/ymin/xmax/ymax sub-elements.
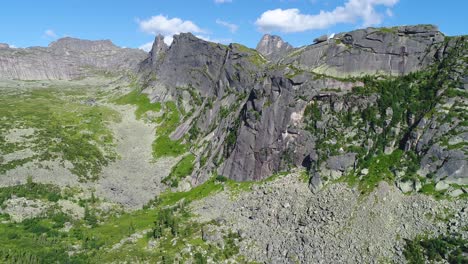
<box><xmin>138</xmin><ymin>15</ymin><xmax>204</xmax><ymax>36</ymax></box>
<box><xmin>163</xmin><ymin>36</ymin><xmax>174</xmax><ymax>45</ymax></box>
<box><xmin>255</xmin><ymin>0</ymin><xmax>399</xmax><ymax>33</ymax></box>
<box><xmin>44</xmin><ymin>29</ymin><xmax>58</xmax><ymax>38</ymax></box>
<box><xmin>216</xmin><ymin>19</ymin><xmax>239</xmax><ymax>33</ymax></box>
<box><xmin>138</xmin><ymin>14</ymin><xmax>231</xmax><ymax>47</ymax></box>
<box><xmin>138</xmin><ymin>42</ymin><xmax>153</xmax><ymax>52</ymax></box>
<box><xmin>214</xmin><ymin>0</ymin><xmax>232</xmax><ymax>3</ymax></box>
<box><xmin>195</xmin><ymin>35</ymin><xmax>232</xmax><ymax>44</ymax></box>
<box><xmin>386</xmin><ymin>8</ymin><xmax>394</xmax><ymax>17</ymax></box>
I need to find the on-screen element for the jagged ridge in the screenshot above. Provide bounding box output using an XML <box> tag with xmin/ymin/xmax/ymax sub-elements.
<box><xmin>137</xmin><ymin>25</ymin><xmax>467</xmax><ymax>191</ymax></box>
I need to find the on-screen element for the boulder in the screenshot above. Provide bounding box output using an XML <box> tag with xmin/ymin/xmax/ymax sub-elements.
<box><xmin>435</xmin><ymin>181</ymin><xmax>450</xmax><ymax>191</ymax></box>
<box><xmin>449</xmin><ymin>189</ymin><xmax>464</xmax><ymax>198</ymax></box>
<box><xmin>313</xmin><ymin>35</ymin><xmax>328</xmax><ymax>44</ymax></box>
<box><xmin>397</xmin><ymin>180</ymin><xmax>414</xmax><ymax>193</ymax></box>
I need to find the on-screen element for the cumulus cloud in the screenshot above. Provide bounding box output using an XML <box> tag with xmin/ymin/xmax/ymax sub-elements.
<box><xmin>216</xmin><ymin>19</ymin><xmax>239</xmax><ymax>33</ymax></box>
<box><xmin>195</xmin><ymin>35</ymin><xmax>232</xmax><ymax>44</ymax></box>
<box><xmin>138</xmin><ymin>42</ymin><xmax>153</xmax><ymax>52</ymax></box>
<box><xmin>138</xmin><ymin>15</ymin><xmax>204</xmax><ymax>36</ymax></box>
<box><xmin>256</xmin><ymin>0</ymin><xmax>399</xmax><ymax>33</ymax></box>
<box><xmin>44</xmin><ymin>29</ymin><xmax>58</xmax><ymax>38</ymax></box>
<box><xmin>214</xmin><ymin>0</ymin><xmax>232</xmax><ymax>3</ymax></box>
<box><xmin>138</xmin><ymin>14</ymin><xmax>230</xmax><ymax>48</ymax></box>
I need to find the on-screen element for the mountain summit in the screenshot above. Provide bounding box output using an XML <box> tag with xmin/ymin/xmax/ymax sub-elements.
<box><xmin>256</xmin><ymin>34</ymin><xmax>293</xmax><ymax>61</ymax></box>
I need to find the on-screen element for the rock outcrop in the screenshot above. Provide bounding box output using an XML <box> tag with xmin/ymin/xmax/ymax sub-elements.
<box><xmin>256</xmin><ymin>34</ymin><xmax>293</xmax><ymax>61</ymax></box>
<box><xmin>282</xmin><ymin>25</ymin><xmax>445</xmax><ymax>77</ymax></box>
<box><xmin>138</xmin><ymin>25</ymin><xmax>466</xmax><ymax>187</ymax></box>
<box><xmin>142</xmin><ymin>34</ymin><xmax>168</xmax><ymax>70</ymax></box>
<box><xmin>0</xmin><ymin>37</ymin><xmax>146</xmax><ymax>80</ymax></box>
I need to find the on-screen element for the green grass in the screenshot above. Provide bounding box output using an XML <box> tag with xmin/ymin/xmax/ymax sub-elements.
<box><xmin>159</xmin><ymin>178</ymin><xmax>224</xmax><ymax>206</ymax></box>
<box><xmin>0</xmin><ymin>87</ymin><xmax>120</xmax><ymax>181</ymax></box>
<box><xmin>403</xmin><ymin>235</ymin><xmax>468</xmax><ymax>264</ymax></box>
<box><xmin>162</xmin><ymin>154</ymin><xmax>195</xmax><ymax>187</ymax></box>
<box><xmin>231</xmin><ymin>43</ymin><xmax>267</xmax><ymax>67</ymax></box>
<box><xmin>357</xmin><ymin>150</ymin><xmax>403</xmax><ymax>194</ymax></box>
<box><xmin>419</xmin><ymin>182</ymin><xmax>446</xmax><ymax>199</ymax></box>
<box><xmin>115</xmin><ymin>89</ymin><xmax>161</xmax><ymax>119</ymax></box>
<box><xmin>152</xmin><ymin>136</ymin><xmax>187</xmax><ymax>158</ymax></box>
<box><xmin>0</xmin><ymin>176</ymin><xmax>234</xmax><ymax>263</ymax></box>
<box><xmin>216</xmin><ymin>171</ymin><xmax>289</xmax><ymax>197</ymax></box>
<box><xmin>152</xmin><ymin>101</ymin><xmax>188</xmax><ymax>158</ymax></box>
<box><xmin>116</xmin><ymin>89</ymin><xmax>188</xmax><ymax>159</ymax></box>
<box><xmin>0</xmin><ymin>178</ymin><xmax>62</xmax><ymax>205</ymax></box>
<box><xmin>377</xmin><ymin>26</ymin><xmax>398</xmax><ymax>33</ymax></box>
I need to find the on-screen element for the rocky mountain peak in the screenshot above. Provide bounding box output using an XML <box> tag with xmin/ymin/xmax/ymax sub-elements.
<box><xmin>0</xmin><ymin>43</ymin><xmax>9</xmax><ymax>49</ymax></box>
<box><xmin>48</xmin><ymin>37</ymin><xmax>117</xmax><ymax>51</ymax></box>
<box><xmin>256</xmin><ymin>34</ymin><xmax>293</xmax><ymax>60</ymax></box>
<box><xmin>171</xmin><ymin>33</ymin><xmax>207</xmax><ymax>47</ymax></box>
<box><xmin>148</xmin><ymin>34</ymin><xmax>168</xmax><ymax>66</ymax></box>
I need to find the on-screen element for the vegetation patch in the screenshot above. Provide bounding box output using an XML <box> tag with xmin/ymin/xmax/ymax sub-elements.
<box><xmin>0</xmin><ymin>177</ymin><xmax>62</xmax><ymax>205</ymax></box>
<box><xmin>0</xmin><ymin>175</ymin><xmax>245</xmax><ymax>263</ymax></box>
<box><xmin>232</xmin><ymin>43</ymin><xmax>267</xmax><ymax>67</ymax></box>
<box><xmin>152</xmin><ymin>101</ymin><xmax>189</xmax><ymax>158</ymax></box>
<box><xmin>0</xmin><ymin>87</ymin><xmax>119</xmax><ymax>181</ymax></box>
<box><xmin>357</xmin><ymin>150</ymin><xmax>403</xmax><ymax>193</ymax></box>
<box><xmin>403</xmin><ymin>235</ymin><xmax>467</xmax><ymax>264</ymax></box>
<box><xmin>115</xmin><ymin>89</ymin><xmax>161</xmax><ymax>119</ymax></box>
<box><xmin>162</xmin><ymin>154</ymin><xmax>195</xmax><ymax>187</ymax></box>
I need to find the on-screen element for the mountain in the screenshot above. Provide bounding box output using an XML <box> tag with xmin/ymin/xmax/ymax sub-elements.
<box><xmin>256</xmin><ymin>34</ymin><xmax>293</xmax><ymax>61</ymax></box>
<box><xmin>136</xmin><ymin>25</ymin><xmax>467</xmax><ymax>188</ymax></box>
<box><xmin>0</xmin><ymin>24</ymin><xmax>466</xmax><ymax>263</ymax></box>
<box><xmin>0</xmin><ymin>37</ymin><xmax>146</xmax><ymax>80</ymax></box>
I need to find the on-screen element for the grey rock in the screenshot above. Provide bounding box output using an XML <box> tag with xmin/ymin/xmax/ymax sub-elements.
<box><xmin>256</xmin><ymin>34</ymin><xmax>293</xmax><ymax>61</ymax></box>
<box><xmin>282</xmin><ymin>25</ymin><xmax>445</xmax><ymax>77</ymax></box>
<box><xmin>435</xmin><ymin>181</ymin><xmax>450</xmax><ymax>191</ymax></box>
<box><xmin>313</xmin><ymin>35</ymin><xmax>328</xmax><ymax>44</ymax></box>
<box><xmin>449</xmin><ymin>189</ymin><xmax>464</xmax><ymax>198</ymax></box>
<box><xmin>326</xmin><ymin>153</ymin><xmax>357</xmax><ymax>172</ymax></box>
<box><xmin>146</xmin><ymin>34</ymin><xmax>168</xmax><ymax>69</ymax></box>
<box><xmin>309</xmin><ymin>173</ymin><xmax>323</xmax><ymax>193</ymax></box>
<box><xmin>0</xmin><ymin>37</ymin><xmax>146</xmax><ymax>80</ymax></box>
<box><xmin>397</xmin><ymin>180</ymin><xmax>414</xmax><ymax>193</ymax></box>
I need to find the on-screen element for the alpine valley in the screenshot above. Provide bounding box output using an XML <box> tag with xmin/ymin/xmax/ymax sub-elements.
<box><xmin>0</xmin><ymin>24</ymin><xmax>467</xmax><ymax>263</ymax></box>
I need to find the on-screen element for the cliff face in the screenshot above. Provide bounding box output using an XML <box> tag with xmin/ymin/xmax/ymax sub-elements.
<box><xmin>256</xmin><ymin>34</ymin><xmax>293</xmax><ymax>61</ymax></box>
<box><xmin>0</xmin><ymin>37</ymin><xmax>146</xmax><ymax>80</ymax></box>
<box><xmin>282</xmin><ymin>25</ymin><xmax>445</xmax><ymax>77</ymax></box>
<box><xmin>139</xmin><ymin>25</ymin><xmax>467</xmax><ymax>189</ymax></box>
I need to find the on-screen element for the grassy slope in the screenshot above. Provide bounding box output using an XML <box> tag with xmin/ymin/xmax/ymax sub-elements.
<box><xmin>0</xmin><ymin>87</ymin><xmax>120</xmax><ymax>181</ymax></box>
<box><xmin>115</xmin><ymin>88</ymin><xmax>188</xmax><ymax>159</ymax></box>
<box><xmin>0</xmin><ymin>177</ymin><xmax>241</xmax><ymax>263</ymax></box>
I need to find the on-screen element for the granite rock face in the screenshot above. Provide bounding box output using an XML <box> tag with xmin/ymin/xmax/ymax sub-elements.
<box><xmin>282</xmin><ymin>25</ymin><xmax>445</xmax><ymax>77</ymax></box>
<box><xmin>141</xmin><ymin>34</ymin><xmax>168</xmax><ymax>70</ymax></box>
<box><xmin>256</xmin><ymin>34</ymin><xmax>293</xmax><ymax>61</ymax></box>
<box><xmin>0</xmin><ymin>37</ymin><xmax>147</xmax><ymax>80</ymax></box>
<box><xmin>139</xmin><ymin>25</ymin><xmax>466</xmax><ymax>187</ymax></box>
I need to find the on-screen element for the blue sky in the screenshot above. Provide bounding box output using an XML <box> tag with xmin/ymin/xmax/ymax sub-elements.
<box><xmin>1</xmin><ymin>0</ymin><xmax>467</xmax><ymax>50</ymax></box>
